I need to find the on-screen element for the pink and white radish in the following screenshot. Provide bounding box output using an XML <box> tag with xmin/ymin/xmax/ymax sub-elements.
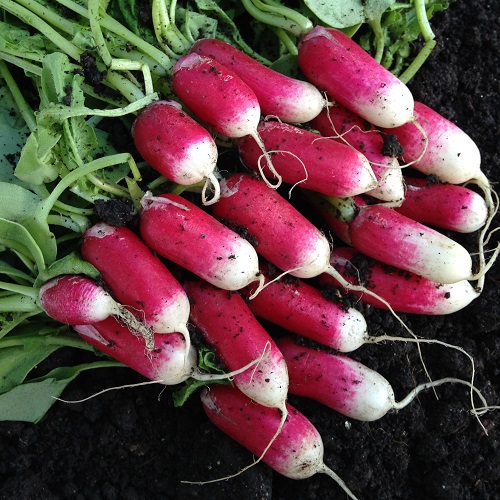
<box><xmin>39</xmin><ymin>275</ymin><xmax>153</xmax><ymax>348</ymax></box>
<box><xmin>73</xmin><ymin>317</ymin><xmax>262</xmax><ymax>387</ymax></box>
<box><xmin>240</xmin><ymin>262</ymin><xmax>368</xmax><ymax>352</ymax></box>
<box><xmin>73</xmin><ymin>317</ymin><xmax>197</xmax><ymax>384</ymax></box>
<box><xmin>395</xmin><ymin>178</ymin><xmax>488</xmax><ymax>233</ymax></box>
<box><xmin>298</xmin><ymin>26</ymin><xmax>414</xmax><ymax>128</ymax></box>
<box><xmin>345</xmin><ymin>204</ymin><xmax>474</xmax><ymax>284</ymax></box>
<box><xmin>310</xmin><ymin>104</ymin><xmax>404</xmax><ymax>202</ymax></box>
<box><xmin>211</xmin><ymin>173</ymin><xmax>417</xmax><ymax>339</ymax></box>
<box><xmin>131</xmin><ymin>100</ymin><xmax>220</xmax><ymax>204</ymax></box>
<box><xmin>385</xmin><ymin>101</ymin><xmax>483</xmax><ymax>185</ymax></box>
<box><xmin>81</xmin><ymin>222</ymin><xmax>191</xmax><ymax>351</ymax></box>
<box><xmin>183</xmin><ymin>279</ymin><xmax>288</xmax><ymax>412</ymax></box>
<box><xmin>320</xmin><ymin>247</ymin><xmax>479</xmax><ymax>315</ymax></box>
<box><xmin>211</xmin><ymin>173</ymin><xmax>332</xmax><ymax>280</ymax></box>
<box><xmin>278</xmin><ymin>336</ymin><xmax>486</xmax><ymax>422</ymax></box>
<box><xmin>200</xmin><ymin>384</ymin><xmax>358</xmax><ymax>500</ymax></box>
<box><xmin>189</xmin><ymin>38</ymin><xmax>325</xmax><ymax>124</ymax></box>
<box><xmin>238</xmin><ymin>120</ymin><xmax>378</xmax><ymax>197</ymax></box>
<box><xmin>172</xmin><ymin>53</ymin><xmax>281</xmax><ymax>187</ymax></box>
<box><xmin>139</xmin><ymin>192</ymin><xmax>263</xmax><ymax>291</ymax></box>
<box><xmin>304</xmin><ymin>192</ymin><xmax>475</xmax><ymax>285</ymax></box>
<box><xmin>383</xmin><ymin>101</ymin><xmax>499</xmax><ymax>290</ymax></box>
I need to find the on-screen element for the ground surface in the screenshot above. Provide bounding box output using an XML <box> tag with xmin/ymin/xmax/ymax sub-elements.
<box><xmin>1</xmin><ymin>1</ymin><xmax>499</xmax><ymax>499</ymax></box>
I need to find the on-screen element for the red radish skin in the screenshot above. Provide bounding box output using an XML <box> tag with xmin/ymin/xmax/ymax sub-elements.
<box><xmin>39</xmin><ymin>275</ymin><xmax>154</xmax><ymax>348</ymax></box>
<box><xmin>310</xmin><ymin>105</ymin><xmax>404</xmax><ymax>202</ymax></box>
<box><xmin>347</xmin><ymin>204</ymin><xmax>473</xmax><ymax>284</ymax></box>
<box><xmin>172</xmin><ymin>53</ymin><xmax>261</xmax><ymax>139</ymax></box>
<box><xmin>172</xmin><ymin>53</ymin><xmax>281</xmax><ymax>186</ymax></box>
<box><xmin>278</xmin><ymin>336</ymin><xmax>395</xmax><ymax>421</ymax></box>
<box><xmin>200</xmin><ymin>385</ymin><xmax>357</xmax><ymax>499</ymax></box>
<box><xmin>277</xmin><ymin>337</ymin><xmax>484</xmax><ymax>424</ymax></box>
<box><xmin>240</xmin><ymin>263</ymin><xmax>368</xmax><ymax>352</ymax></box>
<box><xmin>131</xmin><ymin>100</ymin><xmax>220</xmax><ymax>204</ymax></box>
<box><xmin>183</xmin><ymin>279</ymin><xmax>288</xmax><ymax>410</ymax></box>
<box><xmin>73</xmin><ymin>318</ymin><xmax>197</xmax><ymax>384</ymax></box>
<box><xmin>298</xmin><ymin>26</ymin><xmax>414</xmax><ymax>128</ymax></box>
<box><xmin>238</xmin><ymin>121</ymin><xmax>377</xmax><ymax>197</ymax></box>
<box><xmin>189</xmin><ymin>38</ymin><xmax>324</xmax><ymax>124</ymax></box>
<box><xmin>385</xmin><ymin>101</ymin><xmax>483</xmax><ymax>184</ymax></box>
<box><xmin>139</xmin><ymin>193</ymin><xmax>262</xmax><ymax>291</ymax></box>
<box><xmin>211</xmin><ymin>173</ymin><xmax>332</xmax><ymax>279</ymax></box>
<box><xmin>320</xmin><ymin>247</ymin><xmax>479</xmax><ymax>315</ymax></box>
<box><xmin>395</xmin><ymin>178</ymin><xmax>488</xmax><ymax>233</ymax></box>
<box><xmin>81</xmin><ymin>222</ymin><xmax>190</xmax><ymax>338</ymax></box>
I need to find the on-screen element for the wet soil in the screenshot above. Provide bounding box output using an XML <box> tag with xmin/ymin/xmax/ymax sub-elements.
<box><xmin>1</xmin><ymin>1</ymin><xmax>499</xmax><ymax>499</ymax></box>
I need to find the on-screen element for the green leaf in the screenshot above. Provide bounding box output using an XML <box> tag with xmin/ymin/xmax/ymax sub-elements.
<box><xmin>0</xmin><ymin>182</ymin><xmax>42</xmax><ymax>221</ymax></box>
<box><xmin>34</xmin><ymin>251</ymin><xmax>100</xmax><ymax>288</ymax></box>
<box><xmin>304</xmin><ymin>0</ymin><xmax>364</xmax><ymax>28</ymax></box>
<box><xmin>0</xmin><ymin>360</ymin><xmax>122</xmax><ymax>422</ymax></box>
<box><xmin>14</xmin><ymin>126</ymin><xmax>61</xmax><ymax>185</ymax></box>
<box><xmin>0</xmin><ymin>340</ymin><xmax>60</xmax><ymax>394</ymax></box>
<box><xmin>0</xmin><ymin>218</ymin><xmax>45</xmax><ymax>272</ymax></box>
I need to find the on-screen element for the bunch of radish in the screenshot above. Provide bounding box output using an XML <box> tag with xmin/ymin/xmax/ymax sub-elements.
<box><xmin>37</xmin><ymin>26</ymin><xmax>498</xmax><ymax>500</ymax></box>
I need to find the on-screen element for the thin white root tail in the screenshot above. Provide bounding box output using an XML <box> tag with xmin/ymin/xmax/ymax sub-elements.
<box><xmin>180</xmin><ymin>402</ymin><xmax>289</xmax><ymax>486</ymax></box>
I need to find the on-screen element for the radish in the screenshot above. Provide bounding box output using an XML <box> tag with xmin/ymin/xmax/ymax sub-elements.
<box><xmin>189</xmin><ymin>38</ymin><xmax>325</xmax><ymax>124</ymax></box>
<box><xmin>211</xmin><ymin>173</ymin><xmax>417</xmax><ymax>337</ymax></box>
<box><xmin>395</xmin><ymin>178</ymin><xmax>488</xmax><ymax>233</ymax></box>
<box><xmin>320</xmin><ymin>247</ymin><xmax>479</xmax><ymax>315</ymax></box>
<box><xmin>131</xmin><ymin>100</ymin><xmax>220</xmax><ymax>205</ymax></box>
<box><xmin>310</xmin><ymin>104</ymin><xmax>404</xmax><ymax>203</ymax></box>
<box><xmin>138</xmin><ymin>192</ymin><xmax>263</xmax><ymax>291</ymax></box>
<box><xmin>345</xmin><ymin>204</ymin><xmax>474</xmax><ymax>284</ymax></box>
<box><xmin>73</xmin><ymin>318</ymin><xmax>197</xmax><ymax>384</ymax></box>
<box><xmin>385</xmin><ymin>101</ymin><xmax>483</xmax><ymax>185</ymax></box>
<box><xmin>81</xmin><ymin>222</ymin><xmax>191</xmax><ymax>349</ymax></box>
<box><xmin>39</xmin><ymin>275</ymin><xmax>153</xmax><ymax>348</ymax></box>
<box><xmin>384</xmin><ymin>101</ymin><xmax>499</xmax><ymax>291</ymax></box>
<box><xmin>200</xmin><ymin>384</ymin><xmax>358</xmax><ymax>500</ymax></box>
<box><xmin>237</xmin><ymin>120</ymin><xmax>378</xmax><ymax>197</ymax></box>
<box><xmin>278</xmin><ymin>336</ymin><xmax>486</xmax><ymax>422</ymax></box>
<box><xmin>297</xmin><ymin>26</ymin><xmax>414</xmax><ymax>128</ymax></box>
<box><xmin>303</xmin><ymin>192</ymin><xmax>474</xmax><ymax>284</ymax></box>
<box><xmin>240</xmin><ymin>262</ymin><xmax>368</xmax><ymax>352</ymax></box>
<box><xmin>73</xmin><ymin>317</ymin><xmax>265</xmax><ymax>387</ymax></box>
<box><xmin>211</xmin><ymin>173</ymin><xmax>332</xmax><ymax>280</ymax></box>
<box><xmin>183</xmin><ymin>279</ymin><xmax>288</xmax><ymax>412</ymax></box>
<box><xmin>172</xmin><ymin>53</ymin><xmax>281</xmax><ymax>187</ymax></box>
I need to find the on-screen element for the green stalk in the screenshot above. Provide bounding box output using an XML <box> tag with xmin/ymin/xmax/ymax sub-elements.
<box><xmin>0</xmin><ymin>51</ymin><xmax>43</xmax><ymax>76</ymax></box>
<box><xmin>240</xmin><ymin>0</ymin><xmax>312</xmax><ymax>37</ymax></box>
<box><xmin>0</xmin><ymin>281</ymin><xmax>39</xmax><ymax>299</ymax></box>
<box><xmin>36</xmin><ymin>153</ymin><xmax>138</xmax><ymax>223</ymax></box>
<box><xmin>54</xmin><ymin>0</ymin><xmax>173</xmax><ymax>71</ymax></box>
<box><xmin>0</xmin><ymin>294</ymin><xmax>39</xmax><ymax>312</ymax></box>
<box><xmin>0</xmin><ymin>0</ymin><xmax>82</xmax><ymax>60</ymax></box>
<box><xmin>14</xmin><ymin>0</ymin><xmax>79</xmax><ymax>36</ymax></box>
<box><xmin>0</xmin><ymin>60</ymin><xmax>37</xmax><ymax>132</ymax></box>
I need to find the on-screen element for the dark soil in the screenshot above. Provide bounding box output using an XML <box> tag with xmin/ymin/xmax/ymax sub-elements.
<box><xmin>1</xmin><ymin>2</ymin><xmax>499</xmax><ymax>499</ymax></box>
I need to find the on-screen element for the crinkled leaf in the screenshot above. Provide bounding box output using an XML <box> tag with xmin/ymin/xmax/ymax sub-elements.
<box><xmin>14</xmin><ymin>126</ymin><xmax>61</xmax><ymax>185</ymax></box>
<box><xmin>0</xmin><ymin>311</ymin><xmax>39</xmax><ymax>339</ymax></box>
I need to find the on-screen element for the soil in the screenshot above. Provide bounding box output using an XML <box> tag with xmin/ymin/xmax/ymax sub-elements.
<box><xmin>1</xmin><ymin>2</ymin><xmax>499</xmax><ymax>499</ymax></box>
